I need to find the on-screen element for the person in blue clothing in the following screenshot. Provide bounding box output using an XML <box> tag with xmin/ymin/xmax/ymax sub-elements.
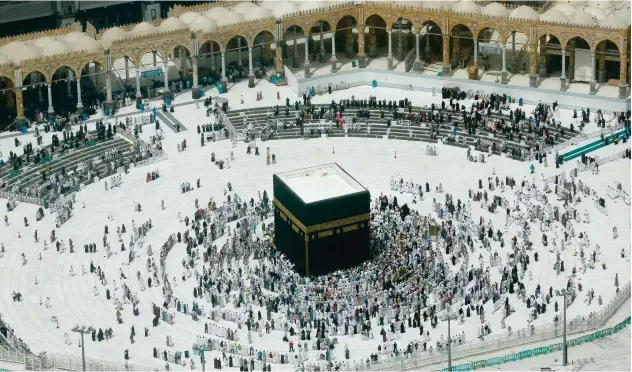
<box><xmin>530</xmin><ymin>164</ymin><xmax>535</xmax><ymax>174</ymax></box>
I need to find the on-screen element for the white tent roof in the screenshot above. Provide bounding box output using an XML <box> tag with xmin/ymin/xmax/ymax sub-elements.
<box><xmin>569</xmin><ymin>11</ymin><xmax>598</xmax><ymax>26</ymax></box>
<box><xmin>0</xmin><ymin>53</ymin><xmax>11</xmax><ymax>66</ymax></box>
<box><xmin>509</xmin><ymin>5</ymin><xmax>539</xmax><ymax>20</ymax></box>
<box><xmin>41</xmin><ymin>39</ymin><xmax>71</xmax><ymax>56</ymax></box>
<box><xmin>189</xmin><ymin>15</ymin><xmax>217</xmax><ymax>33</ymax></box>
<box><xmin>540</xmin><ymin>9</ymin><xmax>569</xmax><ymax>23</ymax></box>
<box><xmin>552</xmin><ymin>3</ymin><xmax>577</xmax><ymax>16</ymax></box>
<box><xmin>243</xmin><ymin>6</ymin><xmax>271</xmax><ymax>21</ymax></box>
<box><xmin>600</xmin><ymin>12</ymin><xmax>629</xmax><ymax>28</ymax></box>
<box><xmin>299</xmin><ymin>1</ymin><xmax>328</xmax><ymax>12</ymax></box>
<box><xmin>259</xmin><ymin>1</ymin><xmax>281</xmax><ymax>10</ymax></box>
<box><xmin>422</xmin><ymin>0</ymin><xmax>454</xmax><ymax>9</ymax></box>
<box><xmin>451</xmin><ymin>1</ymin><xmax>480</xmax><ymax>14</ymax></box>
<box><xmin>481</xmin><ymin>2</ymin><xmax>508</xmax><ymax>17</ymax></box>
<box><xmin>8</xmin><ymin>44</ymin><xmax>41</xmax><ymax>65</ymax></box>
<box><xmin>582</xmin><ymin>6</ymin><xmax>606</xmax><ymax>21</ymax></box>
<box><xmin>231</xmin><ymin>2</ymin><xmax>259</xmax><ymax>14</ymax></box>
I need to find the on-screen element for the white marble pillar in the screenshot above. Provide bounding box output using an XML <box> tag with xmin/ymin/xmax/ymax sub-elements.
<box><xmin>47</xmin><ymin>84</ymin><xmax>54</xmax><ymax>114</ymax></box>
<box><xmin>501</xmin><ymin>43</ymin><xmax>507</xmax><ymax>84</ymax></box>
<box><xmin>66</xmin><ymin>71</ymin><xmax>72</xmax><ymax>97</ymax></box>
<box><xmin>319</xmin><ymin>22</ymin><xmax>325</xmax><ymax>61</ymax></box>
<box><xmin>125</xmin><ymin>57</ymin><xmax>129</xmax><ymax>82</ymax></box>
<box><xmin>238</xmin><ymin>39</ymin><xmax>243</xmax><ymax>67</ymax></box>
<box><xmin>210</xmin><ymin>43</ymin><xmax>216</xmax><ymax>72</ymax></box>
<box><xmin>106</xmin><ymin>71</ymin><xmax>112</xmax><ymax>103</ymax></box>
<box><xmin>560</xmin><ymin>48</ymin><xmax>567</xmax><ymax>90</ymax></box>
<box><xmin>153</xmin><ymin>51</ymin><xmax>157</xmax><ymax>67</ymax></box>
<box><xmin>76</xmin><ymin>78</ymin><xmax>82</xmax><ymax>109</ymax></box>
<box><xmin>387</xmin><ymin>30</ymin><xmax>393</xmax><ymax>70</ymax></box>
<box><xmin>415</xmin><ymin>32</ymin><xmax>420</xmax><ymax>62</ymax></box>
<box><xmin>221</xmin><ymin>52</ymin><xmax>227</xmax><ymax>78</ymax></box>
<box><xmin>330</xmin><ymin>32</ymin><xmax>337</xmax><ymax>72</ymax></box>
<box><xmin>163</xmin><ymin>61</ymin><xmax>169</xmax><ymax>92</ymax></box>
<box><xmin>135</xmin><ymin>67</ymin><xmax>142</xmax><ymax>98</ymax></box>
<box><xmin>248</xmin><ymin>48</ymin><xmax>255</xmax><ymax>88</ymax></box>
<box><xmin>192</xmin><ymin>57</ymin><xmax>199</xmax><ymax>89</ymax></box>
<box><xmin>473</xmin><ymin>40</ymin><xmax>478</xmax><ymax>65</ymax></box>
<box><xmin>304</xmin><ymin>35</ymin><xmax>310</xmax><ymax>77</ymax></box>
<box><xmin>590</xmin><ymin>51</ymin><xmax>596</xmax><ymax>94</ymax></box>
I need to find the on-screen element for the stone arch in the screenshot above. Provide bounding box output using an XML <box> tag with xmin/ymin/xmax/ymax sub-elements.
<box><xmin>0</xmin><ymin>74</ymin><xmax>16</xmax><ymax>88</ymax></box>
<box><xmin>135</xmin><ymin>48</ymin><xmax>166</xmax><ymax>68</ymax></box>
<box><xmin>282</xmin><ymin>24</ymin><xmax>305</xmax><ymax>39</ymax></box>
<box><xmin>334</xmin><ymin>15</ymin><xmax>358</xmax><ymax>59</ymax></box>
<box><xmin>0</xmin><ymin>75</ymin><xmax>16</xmax><ymax>127</ymax></box>
<box><xmin>503</xmin><ymin>30</ymin><xmax>530</xmax><ymax>73</ymax></box>
<box><xmin>251</xmin><ymin>28</ymin><xmax>276</xmax><ymax>49</ymax></box>
<box><xmin>365</xmin><ymin>14</ymin><xmax>388</xmax><ymax>58</ymax></box>
<box><xmin>565</xmin><ymin>36</ymin><xmax>590</xmax><ymax>51</ymax></box>
<box><xmin>474</xmin><ymin>26</ymin><xmax>507</xmax><ymax>44</ymax></box>
<box><xmin>502</xmin><ymin>26</ymin><xmax>530</xmax><ymax>44</ymax></box>
<box><xmin>199</xmin><ymin>40</ymin><xmax>222</xmax><ymax>57</ymax></box>
<box><xmin>198</xmin><ymin>39</ymin><xmax>222</xmax><ymax>74</ymax></box>
<box><xmin>389</xmin><ymin>16</ymin><xmax>415</xmax><ymax>61</ymax></box>
<box><xmin>283</xmin><ymin>25</ymin><xmax>305</xmax><ymax>68</ymax></box>
<box><xmin>419</xmin><ymin>20</ymin><xmax>443</xmax><ymax>64</ymax></box>
<box><xmin>79</xmin><ymin>60</ymin><xmax>106</xmax><ymax>77</ymax></box>
<box><xmin>224</xmin><ymin>34</ymin><xmax>250</xmax><ymax>52</ymax></box>
<box><xmin>331</xmin><ymin>13</ymin><xmax>357</xmax><ymax>32</ymax></box>
<box><xmin>22</xmin><ymin>70</ymin><xmax>49</xmax><ymax>85</ymax></box>
<box><xmin>252</xmin><ymin>29</ymin><xmax>276</xmax><ymax>66</ymax></box>
<box><xmin>593</xmin><ymin>38</ymin><xmax>621</xmax><ymax>82</ymax></box>
<box><xmin>170</xmin><ymin>44</ymin><xmax>192</xmax><ymax>58</ymax></box>
<box><xmin>537</xmin><ymin>32</ymin><xmax>563</xmax><ymax>49</ymax></box>
<box><xmin>21</xmin><ymin>70</ymin><xmax>49</xmax><ymax>113</ymax></box>
<box><xmin>51</xmin><ymin>65</ymin><xmax>77</xmax><ymax>83</ymax></box>
<box><xmin>170</xmin><ymin>45</ymin><xmax>192</xmax><ymax>77</ymax></box>
<box><xmin>449</xmin><ymin>24</ymin><xmax>474</xmax><ymax>67</ymax></box>
<box><xmin>592</xmin><ymin>38</ymin><xmax>619</xmax><ymax>53</ymax></box>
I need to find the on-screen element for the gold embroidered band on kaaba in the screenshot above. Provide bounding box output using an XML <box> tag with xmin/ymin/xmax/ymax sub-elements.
<box><xmin>273</xmin><ymin>198</ymin><xmax>370</xmax><ymax>234</ymax></box>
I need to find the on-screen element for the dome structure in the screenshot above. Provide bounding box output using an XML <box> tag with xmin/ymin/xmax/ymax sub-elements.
<box><xmin>552</xmin><ymin>3</ymin><xmax>577</xmax><ymax>16</ymax></box>
<box><xmin>0</xmin><ymin>53</ymin><xmax>12</xmax><ymax>66</ymax></box>
<box><xmin>131</xmin><ymin>22</ymin><xmax>156</xmax><ymax>37</ymax></box>
<box><xmin>615</xmin><ymin>6</ymin><xmax>631</xmax><ymax>23</ymax></box>
<box><xmin>422</xmin><ymin>0</ymin><xmax>454</xmax><ymax>10</ymax></box>
<box><xmin>41</xmin><ymin>39</ymin><xmax>71</xmax><ymax>56</ymax></box>
<box><xmin>61</xmin><ymin>32</ymin><xmax>86</xmax><ymax>43</ymax></box>
<box><xmin>299</xmin><ymin>1</ymin><xmax>327</xmax><ymax>12</ymax></box>
<box><xmin>451</xmin><ymin>1</ymin><xmax>480</xmax><ymax>14</ymax></box>
<box><xmin>10</xmin><ymin>45</ymin><xmax>41</xmax><ymax>65</ymax></box>
<box><xmin>189</xmin><ymin>16</ymin><xmax>217</xmax><ymax>32</ymax></box>
<box><xmin>271</xmin><ymin>1</ymin><xmax>298</xmax><ymax>18</ymax></box>
<box><xmin>243</xmin><ymin>6</ymin><xmax>271</xmax><ymax>21</ymax></box>
<box><xmin>509</xmin><ymin>5</ymin><xmax>539</xmax><ymax>20</ymax></box>
<box><xmin>204</xmin><ymin>7</ymin><xmax>229</xmax><ymax>20</ymax></box>
<box><xmin>600</xmin><ymin>12</ymin><xmax>629</xmax><ymax>28</ymax></box>
<box><xmin>481</xmin><ymin>2</ymin><xmax>508</xmax><ymax>17</ymax></box>
<box><xmin>582</xmin><ymin>6</ymin><xmax>606</xmax><ymax>20</ymax></box>
<box><xmin>231</xmin><ymin>2</ymin><xmax>259</xmax><ymax>14</ymax></box>
<box><xmin>160</xmin><ymin>17</ymin><xmax>186</xmax><ymax>32</ymax></box>
<box><xmin>100</xmin><ymin>27</ymin><xmax>129</xmax><ymax>48</ymax></box>
<box><xmin>179</xmin><ymin>12</ymin><xmax>201</xmax><ymax>25</ymax></box>
<box><xmin>569</xmin><ymin>11</ymin><xmax>597</xmax><ymax>26</ymax></box>
<box><xmin>540</xmin><ymin>9</ymin><xmax>569</xmax><ymax>23</ymax></box>
<box><xmin>259</xmin><ymin>1</ymin><xmax>281</xmax><ymax>10</ymax></box>
<box><xmin>215</xmin><ymin>11</ymin><xmax>244</xmax><ymax>27</ymax></box>
<box><xmin>32</xmin><ymin>36</ymin><xmax>57</xmax><ymax>49</ymax></box>
<box><xmin>70</xmin><ymin>35</ymin><xmax>100</xmax><ymax>52</ymax></box>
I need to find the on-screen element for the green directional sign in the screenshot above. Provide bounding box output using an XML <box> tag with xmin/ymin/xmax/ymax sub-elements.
<box><xmin>141</xmin><ymin>69</ymin><xmax>163</xmax><ymax>79</ymax></box>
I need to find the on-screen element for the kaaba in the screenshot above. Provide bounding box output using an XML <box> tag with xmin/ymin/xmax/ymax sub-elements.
<box><xmin>273</xmin><ymin>163</ymin><xmax>371</xmax><ymax>276</ymax></box>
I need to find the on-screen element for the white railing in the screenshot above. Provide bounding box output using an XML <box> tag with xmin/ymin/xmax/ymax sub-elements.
<box><xmin>134</xmin><ymin>152</ymin><xmax>168</xmax><ymax>168</ymax></box>
<box><xmin>0</xmin><ymin>190</ymin><xmax>41</xmax><ymax>205</ymax></box>
<box><xmin>219</xmin><ymin>110</ymin><xmax>237</xmax><ymax>139</ymax></box>
<box><xmin>577</xmin><ymin>149</ymin><xmax>628</xmax><ymax>173</ymax></box>
<box><xmin>370</xmin><ymin>283</ymin><xmax>631</xmax><ymax>371</ymax></box>
<box><xmin>546</xmin><ymin>124</ymin><xmax>625</xmax><ymax>155</ymax></box>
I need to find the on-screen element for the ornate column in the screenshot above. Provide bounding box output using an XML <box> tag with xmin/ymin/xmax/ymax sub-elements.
<box><xmin>210</xmin><ymin>43</ymin><xmax>216</xmax><ymax>74</ymax></box>
<box><xmin>330</xmin><ymin>32</ymin><xmax>337</xmax><ymax>72</ymax></box>
<box><xmin>47</xmin><ymin>83</ymin><xmax>54</xmax><ymax>116</ymax></box>
<box><xmin>292</xmin><ymin>36</ymin><xmax>299</xmax><ymax>68</ymax></box>
<box><xmin>162</xmin><ymin>60</ymin><xmax>170</xmax><ymax>100</ymax></box>
<box><xmin>597</xmin><ymin>44</ymin><xmax>606</xmax><ymax>83</ymax></box>
<box><xmin>345</xmin><ymin>28</ymin><xmax>353</xmax><ymax>58</ymax></box>
<box><xmin>619</xmin><ymin>50</ymin><xmax>628</xmax><ymax>99</ymax></box>
<box><xmin>397</xmin><ymin>21</ymin><xmax>403</xmax><ymax>60</ymax></box>
<box><xmin>529</xmin><ymin>41</ymin><xmax>537</xmax><ymax>87</ymax></box>
<box><xmin>473</xmin><ymin>40</ymin><xmax>478</xmax><ymax>65</ymax></box>
<box><xmin>304</xmin><ymin>35</ymin><xmax>311</xmax><ymax>77</ymax></box>
<box><xmin>319</xmin><ymin>22</ymin><xmax>325</xmax><ymax>62</ymax></box>
<box><xmin>452</xmin><ymin>30</ymin><xmax>461</xmax><ymax>68</ymax></box>
<box><xmin>589</xmin><ymin>51</ymin><xmax>596</xmax><ymax>95</ymax></box>
<box><xmin>153</xmin><ymin>51</ymin><xmax>157</xmax><ymax>67</ymax></box>
<box><xmin>387</xmin><ymin>29</ymin><xmax>393</xmax><ymax>70</ymax></box>
<box><xmin>15</xmin><ymin>88</ymin><xmax>24</xmax><ymax>124</ymax></box>
<box><xmin>501</xmin><ymin>42</ymin><xmax>508</xmax><ymax>84</ymax></box>
<box><xmin>424</xmin><ymin>25</ymin><xmax>431</xmax><ymax>63</ymax></box>
<box><xmin>105</xmin><ymin>49</ymin><xmax>113</xmax><ymax>110</ymax></box>
<box><xmin>568</xmin><ymin>40</ymin><xmax>576</xmax><ymax>82</ymax></box>
<box><xmin>357</xmin><ymin>22</ymin><xmax>366</xmax><ymax>68</ymax></box>
<box><xmin>220</xmin><ymin>51</ymin><xmax>228</xmax><ymax>92</ymax></box>
<box><xmin>192</xmin><ymin>57</ymin><xmax>199</xmax><ymax>90</ymax></box>
<box><xmin>276</xmin><ymin>43</ymin><xmax>285</xmax><ymax>79</ymax></box>
<box><xmin>248</xmin><ymin>47</ymin><xmax>255</xmax><ymax>88</ymax></box>
<box><xmin>442</xmin><ymin>34</ymin><xmax>450</xmax><ymax>76</ymax></box>
<box><xmin>125</xmin><ymin>56</ymin><xmax>129</xmax><ymax>82</ymax></box>
<box><xmin>238</xmin><ymin>39</ymin><xmax>243</xmax><ymax>67</ymax></box>
<box><xmin>538</xmin><ymin>38</ymin><xmax>547</xmax><ymax>77</ymax></box>
<box><xmin>368</xmin><ymin>28</ymin><xmax>376</xmax><ymax>57</ymax></box>
<box><xmin>511</xmin><ymin>32</ymin><xmax>516</xmax><ymax>68</ymax></box>
<box><xmin>414</xmin><ymin>28</ymin><xmax>422</xmax><ymax>72</ymax></box>
<box><xmin>135</xmin><ymin>66</ymin><xmax>142</xmax><ymax>99</ymax></box>
<box><xmin>66</xmin><ymin>70</ymin><xmax>73</xmax><ymax>98</ymax></box>
<box><xmin>76</xmin><ymin>77</ymin><xmax>83</xmax><ymax>115</ymax></box>
<box><xmin>560</xmin><ymin>48</ymin><xmax>567</xmax><ymax>91</ymax></box>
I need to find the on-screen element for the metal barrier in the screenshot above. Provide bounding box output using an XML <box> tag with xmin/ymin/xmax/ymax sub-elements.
<box><xmin>370</xmin><ymin>283</ymin><xmax>630</xmax><ymax>371</ymax></box>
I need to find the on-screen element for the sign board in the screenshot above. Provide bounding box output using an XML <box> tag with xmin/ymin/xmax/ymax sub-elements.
<box><xmin>141</xmin><ymin>68</ymin><xmax>163</xmax><ymax>79</ymax></box>
<box><xmin>479</xmin><ymin>42</ymin><xmax>501</xmax><ymax>55</ymax></box>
